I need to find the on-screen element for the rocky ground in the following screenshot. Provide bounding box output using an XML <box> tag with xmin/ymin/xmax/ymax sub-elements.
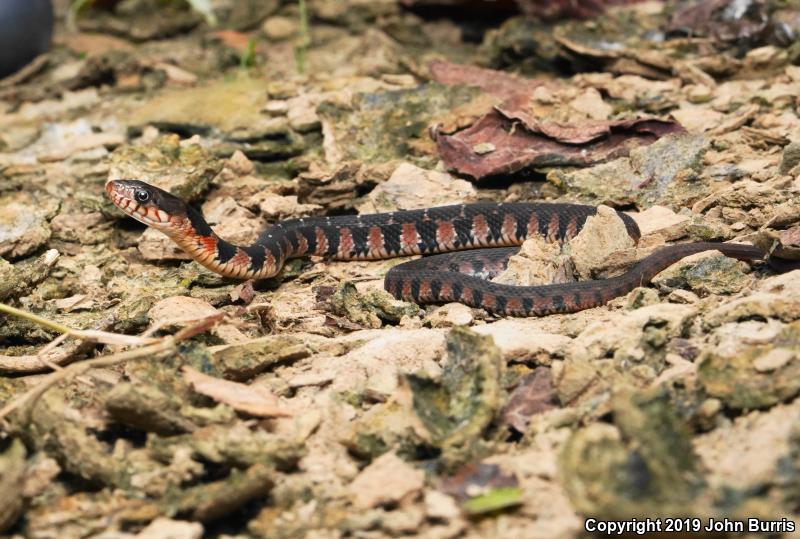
<box><xmin>2</xmin><ymin>0</ymin><xmax>800</xmax><ymax>538</ymax></box>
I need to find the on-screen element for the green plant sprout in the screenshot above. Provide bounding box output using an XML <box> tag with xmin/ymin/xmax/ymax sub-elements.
<box><xmin>295</xmin><ymin>0</ymin><xmax>310</xmax><ymax>74</ymax></box>
<box><xmin>240</xmin><ymin>36</ymin><xmax>257</xmax><ymax>69</ymax></box>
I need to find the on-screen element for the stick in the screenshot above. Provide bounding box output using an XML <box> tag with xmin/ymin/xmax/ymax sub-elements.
<box><xmin>0</xmin><ymin>313</ymin><xmax>226</xmax><ymax>426</ymax></box>
<box><xmin>0</xmin><ymin>303</ymin><xmax>159</xmax><ymax>346</ymax></box>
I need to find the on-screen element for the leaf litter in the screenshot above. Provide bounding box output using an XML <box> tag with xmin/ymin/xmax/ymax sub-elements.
<box><xmin>0</xmin><ymin>0</ymin><xmax>800</xmax><ymax>537</ymax></box>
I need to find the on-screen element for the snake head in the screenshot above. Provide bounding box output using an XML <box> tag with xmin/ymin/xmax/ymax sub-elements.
<box><xmin>105</xmin><ymin>179</ymin><xmax>189</xmax><ymax>231</ymax></box>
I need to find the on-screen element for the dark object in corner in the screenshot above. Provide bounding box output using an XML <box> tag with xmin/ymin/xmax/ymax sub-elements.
<box><xmin>0</xmin><ymin>0</ymin><xmax>54</xmax><ymax>78</ymax></box>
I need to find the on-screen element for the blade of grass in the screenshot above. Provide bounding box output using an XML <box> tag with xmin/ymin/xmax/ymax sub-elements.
<box><xmin>295</xmin><ymin>0</ymin><xmax>310</xmax><ymax>74</ymax></box>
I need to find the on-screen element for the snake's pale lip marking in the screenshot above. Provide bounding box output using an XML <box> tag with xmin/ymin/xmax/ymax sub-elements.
<box><xmin>106</xmin><ymin>179</ymin><xmax>766</xmax><ymax>316</ymax></box>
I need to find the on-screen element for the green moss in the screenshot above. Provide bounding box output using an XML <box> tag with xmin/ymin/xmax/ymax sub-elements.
<box><xmin>330</xmin><ymin>281</ymin><xmax>419</xmax><ymax>328</ymax></box>
<box><xmin>560</xmin><ymin>388</ymin><xmax>704</xmax><ymax>518</ymax></box>
<box><xmin>317</xmin><ymin>83</ymin><xmax>481</xmax><ymax>165</ymax></box>
<box><xmin>547</xmin><ymin>134</ymin><xmax>709</xmax><ymax>208</ymax></box>
<box><xmin>209</xmin><ymin>335</ymin><xmax>312</xmax><ymax>381</ymax></box>
<box><xmin>407</xmin><ymin>327</ymin><xmax>505</xmax><ymax>466</ymax></box>
<box><xmin>698</xmin><ymin>322</ymin><xmax>800</xmax><ymax>410</ymax></box>
<box><xmin>654</xmin><ymin>254</ymin><xmax>752</xmax><ymax>296</ymax></box>
<box><xmin>110</xmin><ymin>135</ymin><xmax>220</xmax><ymax>202</ymax></box>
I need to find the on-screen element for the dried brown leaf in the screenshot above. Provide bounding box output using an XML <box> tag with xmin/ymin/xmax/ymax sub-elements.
<box><xmin>434</xmin><ymin>106</ymin><xmax>683</xmax><ymax>179</ymax></box>
<box><xmin>502</xmin><ymin>367</ymin><xmax>558</xmax><ymax>433</ymax></box>
<box><xmin>665</xmin><ymin>0</ymin><xmax>769</xmax><ymax>44</ymax></box>
<box><xmin>230</xmin><ymin>281</ymin><xmax>255</xmax><ymax>304</ymax></box>
<box><xmin>440</xmin><ymin>462</ymin><xmax>519</xmax><ymax>502</ymax></box>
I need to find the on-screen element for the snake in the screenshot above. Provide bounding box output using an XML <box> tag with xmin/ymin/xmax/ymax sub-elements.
<box><xmin>106</xmin><ymin>179</ymin><xmax>766</xmax><ymax>316</ymax></box>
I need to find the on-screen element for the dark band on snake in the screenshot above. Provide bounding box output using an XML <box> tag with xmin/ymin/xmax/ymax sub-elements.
<box><xmin>106</xmin><ymin>179</ymin><xmax>765</xmax><ymax>317</ymax></box>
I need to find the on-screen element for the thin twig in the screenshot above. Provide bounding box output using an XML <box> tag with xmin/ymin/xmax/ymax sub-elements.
<box><xmin>36</xmin><ymin>333</ymin><xmax>69</xmax><ymax>372</ymax></box>
<box><xmin>0</xmin><ymin>303</ymin><xmax>72</xmax><ymax>335</ymax></box>
<box><xmin>0</xmin><ymin>313</ymin><xmax>225</xmax><ymax>426</ymax></box>
<box><xmin>0</xmin><ymin>340</ymin><xmax>174</xmax><ymax>425</ymax></box>
<box><xmin>0</xmin><ymin>303</ymin><xmax>160</xmax><ymax>346</ymax></box>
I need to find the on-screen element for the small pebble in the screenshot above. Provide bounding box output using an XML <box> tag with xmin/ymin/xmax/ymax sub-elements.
<box><xmin>753</xmin><ymin>348</ymin><xmax>795</xmax><ymax>373</ymax></box>
<box><xmin>686</xmin><ymin>84</ymin><xmax>712</xmax><ymax>103</ymax></box>
<box><xmin>424</xmin><ymin>490</ymin><xmax>461</xmax><ymax>521</ymax></box>
<box><xmin>381</xmin><ymin>73</ymin><xmax>416</xmax><ymax>86</ymax></box>
<box><xmin>262</xmin><ymin>16</ymin><xmax>298</xmax><ymax>41</ymax></box>
<box><xmin>426</xmin><ymin>303</ymin><xmax>474</xmax><ymax>328</ymax></box>
<box><xmin>266</xmin><ymin>80</ymin><xmax>297</xmax><ymax>100</ymax></box>
<box><xmin>473</xmin><ymin>142</ymin><xmax>496</xmax><ymax>155</ymax></box>
<box><xmin>262</xmin><ymin>100</ymin><xmax>289</xmax><ymax>117</ymax></box>
<box><xmin>668</xmin><ymin>289</ymin><xmax>699</xmax><ymax>304</ymax></box>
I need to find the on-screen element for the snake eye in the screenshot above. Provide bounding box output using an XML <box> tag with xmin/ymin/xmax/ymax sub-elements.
<box><xmin>134</xmin><ymin>189</ymin><xmax>150</xmax><ymax>203</ymax></box>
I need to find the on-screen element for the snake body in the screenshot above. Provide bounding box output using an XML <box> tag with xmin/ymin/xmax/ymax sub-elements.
<box><xmin>106</xmin><ymin>179</ymin><xmax>764</xmax><ymax>316</ymax></box>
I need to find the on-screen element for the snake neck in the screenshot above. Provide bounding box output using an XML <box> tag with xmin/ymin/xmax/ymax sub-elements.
<box><xmin>164</xmin><ymin>209</ymin><xmax>283</xmax><ymax>280</ymax></box>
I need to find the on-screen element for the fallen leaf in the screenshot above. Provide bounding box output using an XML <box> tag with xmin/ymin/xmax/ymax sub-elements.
<box><xmin>502</xmin><ymin>367</ymin><xmax>558</xmax><ymax>433</ymax></box>
<box><xmin>461</xmin><ymin>486</ymin><xmax>523</xmax><ymax>515</ymax></box>
<box><xmin>441</xmin><ymin>462</ymin><xmax>518</xmax><ymax>499</ymax></box>
<box><xmin>433</xmin><ymin>105</ymin><xmax>683</xmax><ymax>179</ymax></box>
<box><xmin>440</xmin><ymin>462</ymin><xmax>521</xmax><ymax>514</ymax></box>
<box><xmin>230</xmin><ymin>281</ymin><xmax>255</xmax><ymax>304</ymax></box>
<box><xmin>182</xmin><ymin>366</ymin><xmax>291</xmax><ymax>418</ymax></box>
<box><xmin>780</xmin><ymin>226</ymin><xmax>800</xmax><ymax>249</ymax></box>
<box><xmin>665</xmin><ymin>0</ymin><xmax>769</xmax><ymax>45</ymax></box>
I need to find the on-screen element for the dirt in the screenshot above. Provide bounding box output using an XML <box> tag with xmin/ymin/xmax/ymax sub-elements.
<box><xmin>1</xmin><ymin>1</ymin><xmax>800</xmax><ymax>538</ymax></box>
